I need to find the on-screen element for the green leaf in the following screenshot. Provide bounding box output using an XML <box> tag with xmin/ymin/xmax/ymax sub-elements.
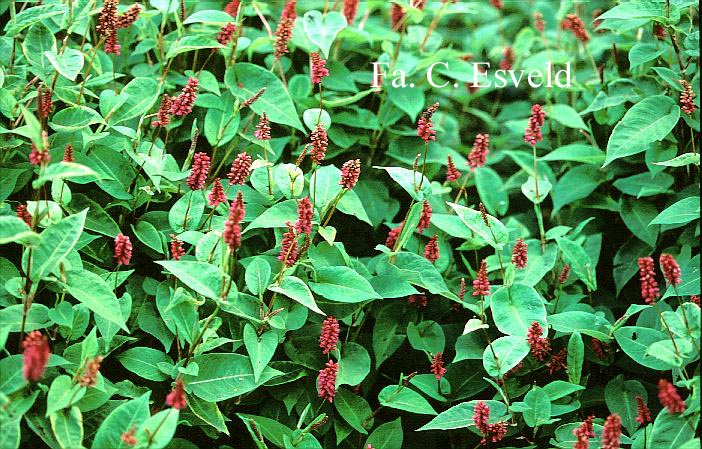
<box><xmin>49</xmin><ymin>107</ymin><xmax>102</xmax><ymax>132</ymax></box>
<box><xmin>0</xmin><ymin>304</ymin><xmax>51</xmax><ymax>332</ymax></box>
<box><xmin>338</xmin><ymin>342</ymin><xmax>371</xmax><ymax>386</ymax></box>
<box><xmin>521</xmin><ymin>175</ymin><xmax>552</xmax><ymax>204</ymax></box>
<box><xmin>156</xmin><ymin>260</ymin><xmax>228</xmax><ymax>300</ymax></box>
<box><xmin>169</xmin><ymin>190</ymin><xmax>205</xmax><ymax>233</ymax></box>
<box><xmin>522</xmin><ymin>386</ymin><xmax>552</xmax><ymax>427</ymax></box>
<box><xmin>226</xmin><ymin>63</ymin><xmax>304</xmax><ymax>132</ymax></box>
<box><xmin>44</xmin><ymin>48</ymin><xmax>84</xmax><ymax>81</ymax></box>
<box><xmin>663</xmin><ymin>255</ymin><xmax>700</xmax><ymax>298</ymax></box>
<box><xmin>365</xmin><ymin>418</ymin><xmax>403</xmax><ymax>449</ymax></box>
<box><xmin>137</xmin><ymin>408</ymin><xmax>179</xmax><ymax>449</ymax></box>
<box><xmin>552</xmin><ymin>165</ymin><xmax>607</xmax><ymax>215</ymax></box>
<box><xmin>46</xmin><ymin>376</ymin><xmax>85</xmax><ymax>417</ymax></box>
<box><xmin>188</xmin><ymin>397</ymin><xmax>229</xmax><ymax>435</ymax></box>
<box><xmin>22</xmin><ymin>23</ymin><xmax>56</xmax><ymax>74</ymax></box>
<box><xmin>649</xmin><ymin>409</ymin><xmax>698</xmax><ymax>449</ymax></box>
<box><xmin>475</xmin><ymin>167</ymin><xmax>509</xmax><ymax>216</ymax></box>
<box><xmin>377</xmin><ymin>166</ymin><xmax>431</xmax><ymax>201</ymax></box>
<box><xmin>184</xmin><ymin>9</ymin><xmax>237</xmax><ymax>24</ymax></box>
<box><xmin>109</xmin><ymin>77</ymin><xmax>160</xmax><ymax>124</ymax></box>
<box><xmin>302</xmin><ymin>108</ymin><xmax>331</xmax><ymax>130</ymax></box>
<box><xmin>407</xmin><ymin>321</ymin><xmax>445</xmax><ymax>354</ymax></box>
<box><xmin>650</xmin><ymin>197</ymin><xmax>700</xmax><ymax>225</ymax></box>
<box><xmin>541</xmin><ymin>143</ymin><xmax>605</xmax><ymax>165</ymax></box>
<box><xmin>653</xmin><ymin>153</ymin><xmax>700</xmax><ymax>167</ymax></box>
<box><xmin>614</xmin><ymin>326</ymin><xmax>674</xmax><ymax>370</ymax></box>
<box><xmin>417</xmin><ymin>400</ymin><xmax>507</xmax><ymax>431</ymax></box>
<box><xmin>166</xmin><ymin>35</ymin><xmax>222</xmax><ymax>59</ymax></box>
<box><xmin>30</xmin><ymin>210</ymin><xmax>86</xmax><ymax>282</ymax></box>
<box><xmin>629</xmin><ymin>43</ymin><xmax>665</xmax><ymax>68</ymax></box>
<box><xmin>566</xmin><ymin>331</ymin><xmax>584</xmax><ymax>385</ymax></box>
<box><xmin>547</xmin><ymin>104</ymin><xmax>587</xmax><ymax>129</ymax></box>
<box><xmin>183</xmin><ymin>353</ymin><xmax>281</xmax><ymax>402</ymax></box>
<box><xmin>0</xmin><ymin>216</ymin><xmax>38</xmax><ymax>245</ymax></box>
<box><xmin>63</xmin><ymin>270</ymin><xmax>128</xmax><ymax>331</ymax></box>
<box><xmin>448</xmin><ymin>202</ymin><xmax>509</xmax><ymax>248</ymax></box>
<box><xmin>269</xmin><ymin>275</ymin><xmax>324</xmax><ymax>315</ymax></box>
<box><xmin>378</xmin><ymin>385</ymin><xmax>437</xmax><ymax>415</ymax></box>
<box><xmin>549</xmin><ymin>311</ymin><xmax>612</xmax><ymax>342</ymax></box>
<box><xmin>490</xmin><ymin>283</ymin><xmax>548</xmax><ymax>337</ymax></box>
<box><xmin>5</xmin><ymin>4</ymin><xmax>67</xmax><ymax>36</ymax></box>
<box><xmin>302</xmin><ymin>11</ymin><xmax>347</xmax><ymax>58</ymax></box>
<box><xmin>243</xmin><ymin>323</ymin><xmax>277</xmax><ymax>383</ymax></box>
<box><xmin>49</xmin><ymin>407</ymin><xmax>83</xmax><ymax>449</ymax></box>
<box><xmin>32</xmin><ymin>162</ymin><xmax>99</xmax><ymax>189</ymax></box>
<box><xmin>387</xmin><ymin>85</ymin><xmax>425</xmax><ymax>121</ymax></box>
<box><xmin>556</xmin><ymin>237</ymin><xmax>597</xmax><ymax>291</ymax></box>
<box><xmin>335</xmin><ymin>388</ymin><xmax>372</xmax><ymax>434</ymax></box>
<box><xmin>372</xmin><ymin>302</ymin><xmax>411</xmax><ymax>369</ymax></box>
<box><xmin>244</xmin><ymin>199</ymin><xmax>298</xmax><ymax>232</ymax></box>
<box><xmin>482</xmin><ymin>335</ymin><xmax>530</xmax><ymax>377</ymax></box>
<box><xmin>245</xmin><ymin>257</ymin><xmax>271</xmax><ymax>296</ymax></box>
<box><xmin>604</xmin><ymin>95</ymin><xmax>681</xmax><ymax>166</ymax></box>
<box><xmin>620</xmin><ymin>197</ymin><xmax>659</xmax><ymax>247</ymax></box>
<box><xmin>308</xmin><ymin>266</ymin><xmax>380</xmax><ymax>302</ymax></box>
<box><xmin>604</xmin><ymin>375</ymin><xmax>647</xmax><ymax>434</ymax></box>
<box><xmin>117</xmin><ymin>347</ymin><xmax>172</xmax><ymax>381</ymax></box>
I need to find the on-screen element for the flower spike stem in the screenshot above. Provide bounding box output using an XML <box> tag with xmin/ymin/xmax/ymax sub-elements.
<box><xmin>531</xmin><ymin>145</ymin><xmax>546</xmax><ymax>252</ymax></box>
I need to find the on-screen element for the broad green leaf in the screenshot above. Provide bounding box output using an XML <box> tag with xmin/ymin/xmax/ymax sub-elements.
<box><xmin>302</xmin><ymin>11</ymin><xmax>347</xmax><ymax>58</ymax></box>
<box><xmin>169</xmin><ymin>190</ymin><xmax>206</xmax><ymax>233</ymax></box>
<box><xmin>30</xmin><ymin>210</ymin><xmax>86</xmax><ymax>282</ymax></box>
<box><xmin>620</xmin><ymin>197</ymin><xmax>659</xmax><ymax>247</ymax></box>
<box><xmin>448</xmin><ymin>202</ymin><xmax>509</xmax><ymax>248</ymax></box>
<box><xmin>0</xmin><ymin>216</ymin><xmax>38</xmax><ymax>245</ymax></box>
<box><xmin>407</xmin><ymin>321</ymin><xmax>445</xmax><ymax>354</ymax></box>
<box><xmin>663</xmin><ymin>255</ymin><xmax>700</xmax><ymax>298</ymax></box>
<box><xmin>335</xmin><ymin>388</ymin><xmax>372</xmax><ymax>434</ymax></box>
<box><xmin>522</xmin><ymin>386</ymin><xmax>552</xmax><ymax>427</ymax></box>
<box><xmin>188</xmin><ymin>397</ymin><xmax>229</xmax><ymax>435</ymax></box>
<box><xmin>308</xmin><ymin>266</ymin><xmax>380</xmax><ymax>303</ymax></box>
<box><xmin>245</xmin><ymin>257</ymin><xmax>271</xmax><ymax>296</ymax></box>
<box><xmin>22</xmin><ymin>23</ymin><xmax>56</xmax><ymax>73</ymax></box>
<box><xmin>604</xmin><ymin>95</ymin><xmax>680</xmax><ymax>166</ymax></box>
<box><xmin>377</xmin><ymin>166</ymin><xmax>431</xmax><ymax>201</ymax></box>
<box><xmin>117</xmin><ymin>347</ymin><xmax>172</xmax><ymax>381</ymax></box>
<box><xmin>629</xmin><ymin>43</ymin><xmax>665</xmax><ymax>68</ymax></box>
<box><xmin>184</xmin><ymin>9</ymin><xmax>236</xmax><ymax>24</ymax></box>
<box><xmin>482</xmin><ymin>335</ymin><xmax>530</xmax><ymax>377</ymax></box>
<box><xmin>44</xmin><ymin>48</ymin><xmax>84</xmax><ymax>81</ymax></box>
<box><xmin>549</xmin><ymin>311</ymin><xmax>612</xmax><ymax>342</ymax></box>
<box><xmin>490</xmin><ymin>283</ymin><xmax>548</xmax><ymax>337</ymax></box>
<box><xmin>5</xmin><ymin>4</ymin><xmax>67</xmax><ymax>36</ymax></box>
<box><xmin>156</xmin><ymin>260</ymin><xmax>228</xmax><ymax>300</ymax></box>
<box><xmin>0</xmin><ymin>304</ymin><xmax>51</xmax><ymax>332</ymax></box>
<box><xmin>137</xmin><ymin>408</ymin><xmax>179</xmax><ymax>449</ymax></box>
<box><xmin>269</xmin><ymin>275</ymin><xmax>324</xmax><ymax>315</ymax></box>
<box><xmin>46</xmin><ymin>376</ymin><xmax>85</xmax><ymax>417</ymax></box>
<box><xmin>338</xmin><ymin>342</ymin><xmax>371</xmax><ymax>386</ymax></box>
<box><xmin>49</xmin><ymin>406</ymin><xmax>83</xmax><ymax>449</ymax></box>
<box><xmin>556</xmin><ymin>237</ymin><xmax>597</xmax><ymax>291</ymax></box>
<box><xmin>613</xmin><ymin>326</ymin><xmax>673</xmax><ymax>370</ymax></box>
<box><xmin>64</xmin><ymin>270</ymin><xmax>128</xmax><ymax>331</ymax></box>
<box><xmin>109</xmin><ymin>77</ymin><xmax>160</xmax><ymax>124</ymax></box>
<box><xmin>566</xmin><ymin>331</ymin><xmax>584</xmax><ymax>385</ymax></box>
<box><xmin>372</xmin><ymin>302</ymin><xmax>411</xmax><ymax>368</ymax></box>
<box><xmin>49</xmin><ymin>106</ymin><xmax>102</xmax><ymax>132</ymax></box>
<box><xmin>650</xmin><ymin>197</ymin><xmax>700</xmax><ymax>225</ymax></box>
<box><xmin>243</xmin><ymin>323</ymin><xmax>277</xmax><ymax>383</ymax></box>
<box><xmin>32</xmin><ymin>162</ymin><xmax>99</xmax><ymax>189</ymax></box>
<box><xmin>548</xmin><ymin>104</ymin><xmax>587</xmax><ymax>129</ymax></box>
<box><xmin>648</xmin><ymin>409</ymin><xmax>698</xmax><ymax>449</ymax></box>
<box><xmin>378</xmin><ymin>385</ymin><xmax>436</xmax><ymax>415</ymax></box>
<box><xmin>244</xmin><ymin>199</ymin><xmax>297</xmax><ymax>232</ymax></box>
<box><xmin>365</xmin><ymin>418</ymin><xmax>403</xmax><ymax>449</ymax></box>
<box><xmin>541</xmin><ymin>143</ymin><xmax>605</xmax><ymax>165</ymax></box>
<box><xmin>166</xmin><ymin>35</ymin><xmax>222</xmax><ymax>58</ymax></box>
<box><xmin>417</xmin><ymin>400</ymin><xmax>507</xmax><ymax>431</ymax></box>
<box><xmin>475</xmin><ymin>167</ymin><xmax>509</xmax><ymax>216</ymax></box>
<box><xmin>552</xmin><ymin>165</ymin><xmax>607</xmax><ymax>215</ymax></box>
<box><xmin>653</xmin><ymin>153</ymin><xmax>700</xmax><ymax>167</ymax></box>
<box><xmin>605</xmin><ymin>375</ymin><xmax>647</xmax><ymax>435</ymax></box>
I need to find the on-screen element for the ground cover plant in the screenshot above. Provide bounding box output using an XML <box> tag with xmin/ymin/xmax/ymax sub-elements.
<box><xmin>0</xmin><ymin>0</ymin><xmax>700</xmax><ymax>448</ymax></box>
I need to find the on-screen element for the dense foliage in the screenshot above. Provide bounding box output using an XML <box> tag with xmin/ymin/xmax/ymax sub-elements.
<box><xmin>0</xmin><ymin>1</ymin><xmax>700</xmax><ymax>448</ymax></box>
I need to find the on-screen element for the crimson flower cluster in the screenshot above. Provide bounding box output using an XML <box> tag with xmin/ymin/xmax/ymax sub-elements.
<box><xmin>228</xmin><ymin>152</ymin><xmax>253</xmax><ymax>185</ymax></box>
<box><xmin>318</xmin><ymin>360</ymin><xmax>338</xmax><ymax>402</ymax></box>
<box><xmin>511</xmin><ymin>238</ymin><xmax>528</xmax><ymax>269</ymax></box>
<box><xmin>562</xmin><ymin>13</ymin><xmax>590</xmax><ymax>43</ymax></box>
<box><xmin>524</xmin><ymin>104</ymin><xmax>546</xmax><ymax>146</ymax></box>
<box><xmin>165</xmin><ymin>378</ymin><xmax>187</xmax><ymax>410</ymax></box>
<box><xmin>114</xmin><ymin>233</ymin><xmax>132</xmax><ymax>265</ymax></box>
<box><xmin>310</xmin><ymin>52</ymin><xmax>330</xmax><ymax>84</ymax></box>
<box><xmin>22</xmin><ymin>331</ymin><xmax>50</xmax><ymax>382</ymax></box>
<box><xmin>186</xmin><ymin>152</ymin><xmax>211</xmax><ymax>190</ymax></box>
<box><xmin>468</xmin><ymin>133</ymin><xmax>490</xmax><ymax>170</ymax></box>
<box><xmin>417</xmin><ymin>103</ymin><xmax>439</xmax><ymax>143</ymax></box>
<box><xmin>319</xmin><ymin>316</ymin><xmax>340</xmax><ymax>354</ymax></box>
<box><xmin>526</xmin><ymin>321</ymin><xmax>551</xmax><ymax>362</ymax></box>
<box><xmin>473</xmin><ymin>401</ymin><xmax>507</xmax><ymax>445</ymax></box>
<box><xmin>472</xmin><ymin>260</ymin><xmax>490</xmax><ymax>296</ymax></box>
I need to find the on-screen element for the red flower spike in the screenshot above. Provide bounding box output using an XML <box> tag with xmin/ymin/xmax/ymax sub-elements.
<box><xmin>490</xmin><ymin>0</ymin><xmax>503</xmax><ymax>9</ymax></box>
<box><xmin>391</xmin><ymin>3</ymin><xmax>405</xmax><ymax>29</ymax></box>
<box><xmin>654</xmin><ymin>24</ymin><xmax>667</xmax><ymax>40</ymax></box>
<box><xmin>524</xmin><ymin>104</ymin><xmax>546</xmax><ymax>145</ymax></box>
<box><xmin>343</xmin><ymin>0</ymin><xmax>359</xmax><ymax>24</ymax></box>
<box><xmin>511</xmin><ymin>238</ymin><xmax>528</xmax><ymax>269</ymax></box>
<box><xmin>310</xmin><ymin>52</ymin><xmax>330</xmax><ymax>85</ymax></box>
<box><xmin>659</xmin><ymin>253</ymin><xmax>682</xmax><ymax>286</ymax></box>
<box><xmin>500</xmin><ymin>46</ymin><xmax>514</xmax><ymax>70</ymax></box>
<box><xmin>228</xmin><ymin>152</ymin><xmax>253</xmax><ymax>185</ymax></box>
<box><xmin>417</xmin><ymin>200</ymin><xmax>432</xmax><ymax>233</ymax></box>
<box><xmin>533</xmin><ymin>12</ymin><xmax>545</xmax><ymax>33</ymax></box>
<box><xmin>562</xmin><ymin>13</ymin><xmax>590</xmax><ymax>43</ymax></box>
<box><xmin>114</xmin><ymin>233</ymin><xmax>132</xmax><ymax>265</ymax></box>
<box><xmin>546</xmin><ymin>348</ymin><xmax>568</xmax><ymax>374</ymax></box>
<box><xmin>278</xmin><ymin>222</ymin><xmax>299</xmax><ymax>267</ymax></box>
<box><xmin>472</xmin><ymin>260</ymin><xmax>490</xmax><ymax>296</ymax></box>
<box><xmin>309</xmin><ymin>122</ymin><xmax>328</xmax><ymax>163</ymax></box>
<box><xmin>121</xmin><ymin>427</ymin><xmax>137</xmax><ymax>446</ymax></box>
<box><xmin>224</xmin><ymin>0</ymin><xmax>241</xmax><ymax>17</ymax></box>
<box><xmin>446</xmin><ymin>155</ymin><xmax>461</xmax><ymax>182</ymax></box>
<box><xmin>208</xmin><ymin>178</ymin><xmax>227</xmax><ymax>207</ymax></box>
<box><xmin>295</xmin><ymin>197</ymin><xmax>313</xmax><ymax>235</ymax></box>
<box><xmin>231</xmin><ymin>191</ymin><xmax>246</xmax><ymax>223</ymax></box>
<box><xmin>430</xmin><ymin>352</ymin><xmax>446</xmax><ymax>380</ymax></box>
<box><xmin>171</xmin><ymin>77</ymin><xmax>199</xmax><ymax>117</ymax></box>
<box><xmin>152</xmin><ymin>94</ymin><xmax>172</xmax><ymax>128</ymax></box>
<box><xmin>385</xmin><ymin>222</ymin><xmax>403</xmax><ymax>249</ymax></box>
<box><xmin>165</xmin><ymin>378</ymin><xmax>187</xmax><ymax>410</ymax></box>
<box><xmin>22</xmin><ymin>331</ymin><xmax>50</xmax><ymax>382</ymax></box>
<box><xmin>116</xmin><ymin>3</ymin><xmax>142</xmax><ymax>28</ymax></box>
<box><xmin>29</xmin><ymin>143</ymin><xmax>50</xmax><ymax>166</ymax></box>
<box><xmin>170</xmin><ymin>234</ymin><xmax>185</xmax><ymax>260</ymax></box>
<box><xmin>242</xmin><ymin>87</ymin><xmax>266</xmax><ymax>108</ymax></box>
<box><xmin>317</xmin><ymin>360</ymin><xmax>338</xmax><ymax>402</ymax></box>
<box><xmin>691</xmin><ymin>295</ymin><xmax>700</xmax><ymax>306</ymax></box>
<box><xmin>186</xmin><ymin>152</ymin><xmax>211</xmax><ymax>191</ymax></box>
<box><xmin>601</xmin><ymin>414</ymin><xmax>622</xmax><ymax>449</ymax></box>
<box><xmin>417</xmin><ymin>103</ymin><xmax>439</xmax><ymax>143</ymax></box>
<box><xmin>637</xmin><ymin>257</ymin><xmax>660</xmax><ymax>304</ymax></box>
<box><xmin>37</xmin><ymin>86</ymin><xmax>53</xmax><ymax>119</ymax></box>
<box><xmin>424</xmin><ymin>234</ymin><xmax>440</xmax><ymax>263</ymax></box>
<box><xmin>273</xmin><ymin>2</ymin><xmax>297</xmax><ymax>60</ymax></box>
<box><xmin>254</xmin><ymin>113</ymin><xmax>271</xmax><ymax>141</ymax></box>
<box><xmin>319</xmin><ymin>316</ymin><xmax>340</xmax><ymax>354</ymax></box>
<box><xmin>559</xmin><ymin>264</ymin><xmax>571</xmax><ymax>284</ymax></box>
<box><xmin>78</xmin><ymin>356</ymin><xmax>104</xmax><ymax>387</ymax></box>
<box><xmin>97</xmin><ymin>0</ymin><xmax>120</xmax><ymax>55</ymax></box>
<box><xmin>217</xmin><ymin>22</ymin><xmax>237</xmax><ymax>45</ymax></box>
<box><xmin>63</xmin><ymin>144</ymin><xmax>74</xmax><ymax>163</ymax></box>
<box><xmin>457</xmin><ymin>278</ymin><xmax>467</xmax><ymax>301</ymax></box>
<box><xmin>16</xmin><ymin>204</ymin><xmax>33</xmax><ymax>227</ymax></box>
<box><xmin>658</xmin><ymin>379</ymin><xmax>685</xmax><ymax>414</ymax></box>
<box><xmin>527</xmin><ymin>321</ymin><xmax>551</xmax><ymax>362</ymax></box>
<box><xmin>408</xmin><ymin>294</ymin><xmax>428</xmax><ymax>308</ymax></box>
<box><xmin>339</xmin><ymin>159</ymin><xmax>361</xmax><ymax>190</ymax></box>
<box><xmin>591</xmin><ymin>337</ymin><xmax>609</xmax><ymax>360</ymax></box>
<box><xmin>468</xmin><ymin>133</ymin><xmax>490</xmax><ymax>170</ymax></box>
<box><xmin>473</xmin><ymin>401</ymin><xmax>491</xmax><ymax>435</ymax></box>
<box><xmin>635</xmin><ymin>395</ymin><xmax>652</xmax><ymax>426</ymax></box>
<box><xmin>573</xmin><ymin>416</ymin><xmax>595</xmax><ymax>449</ymax></box>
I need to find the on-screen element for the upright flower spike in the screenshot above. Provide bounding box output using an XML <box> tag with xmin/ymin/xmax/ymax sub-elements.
<box><xmin>254</xmin><ymin>113</ymin><xmax>271</xmax><ymax>141</ymax></box>
<box><xmin>559</xmin><ymin>264</ymin><xmax>571</xmax><ymax>284</ymax></box>
<box><xmin>343</xmin><ymin>0</ymin><xmax>359</xmax><ymax>24</ymax></box>
<box><xmin>407</xmin><ymin>294</ymin><xmax>428</xmax><ymax>308</ymax></box>
<box><xmin>114</xmin><ymin>233</ymin><xmax>132</xmax><ymax>265</ymax></box>
<box><xmin>78</xmin><ymin>356</ymin><xmax>104</xmax><ymax>387</ymax></box>
<box><xmin>417</xmin><ymin>201</ymin><xmax>432</xmax><ymax>233</ymax></box>
<box><xmin>533</xmin><ymin>12</ymin><xmax>545</xmax><ymax>32</ymax></box>
<box><xmin>473</xmin><ymin>401</ymin><xmax>491</xmax><ymax>436</ymax></box>
<box><xmin>573</xmin><ymin>416</ymin><xmax>595</xmax><ymax>449</ymax></box>
<box><xmin>165</xmin><ymin>378</ymin><xmax>187</xmax><ymax>410</ymax></box>
<box><xmin>562</xmin><ymin>13</ymin><xmax>590</xmax><ymax>43</ymax></box>
<box><xmin>659</xmin><ymin>254</ymin><xmax>682</xmax><ymax>286</ymax></box>
<box><xmin>120</xmin><ymin>428</ymin><xmax>137</xmax><ymax>446</ymax></box>
<box><xmin>467</xmin><ymin>133</ymin><xmax>490</xmax><ymax>170</ymax></box>
<box><xmin>654</xmin><ymin>24</ymin><xmax>668</xmax><ymax>40</ymax></box>
<box><xmin>500</xmin><ymin>46</ymin><xmax>514</xmax><ymax>70</ymax></box>
<box><xmin>208</xmin><ymin>178</ymin><xmax>227</xmax><ymax>207</ymax></box>
<box><xmin>635</xmin><ymin>395</ymin><xmax>652</xmax><ymax>426</ymax></box>
<box><xmin>601</xmin><ymin>414</ymin><xmax>622</xmax><ymax>449</ymax></box>
<box><xmin>309</xmin><ymin>123</ymin><xmax>328</xmax><ymax>163</ymax></box>
<box><xmin>152</xmin><ymin>94</ymin><xmax>172</xmax><ymax>128</ymax></box>
<box><xmin>29</xmin><ymin>143</ymin><xmax>50</xmax><ymax>166</ymax></box>
<box><xmin>317</xmin><ymin>360</ymin><xmax>338</xmax><ymax>402</ymax></box>
<box><xmin>171</xmin><ymin>77</ymin><xmax>199</xmax><ymax>117</ymax></box>
<box><xmin>524</xmin><ymin>104</ymin><xmax>546</xmax><ymax>145</ymax></box>
<box><xmin>472</xmin><ymin>260</ymin><xmax>490</xmax><ymax>296</ymax></box>
<box><xmin>116</xmin><ymin>3</ymin><xmax>142</xmax><ymax>28</ymax></box>
<box><xmin>273</xmin><ymin>1</ymin><xmax>296</xmax><ymax>60</ymax></box>
<box><xmin>37</xmin><ymin>85</ymin><xmax>53</xmax><ymax>119</ymax></box>
<box><xmin>390</xmin><ymin>3</ymin><xmax>405</xmax><ymax>29</ymax></box>
<box><xmin>658</xmin><ymin>379</ymin><xmax>685</xmax><ymax>414</ymax></box>
<box><xmin>430</xmin><ymin>352</ymin><xmax>446</xmax><ymax>380</ymax></box>
<box><xmin>511</xmin><ymin>238</ymin><xmax>528</xmax><ymax>269</ymax></box>
<box><xmin>526</xmin><ymin>321</ymin><xmax>551</xmax><ymax>361</ymax></box>
<box><xmin>490</xmin><ymin>0</ymin><xmax>504</xmax><ymax>9</ymax></box>
<box><xmin>217</xmin><ymin>23</ymin><xmax>237</xmax><ymax>45</ymax></box>
<box><xmin>63</xmin><ymin>144</ymin><xmax>74</xmax><ymax>163</ymax></box>
<box><xmin>457</xmin><ymin>278</ymin><xmax>467</xmax><ymax>301</ymax></box>
<box><xmin>228</xmin><ymin>152</ymin><xmax>253</xmax><ymax>185</ymax></box>
<box><xmin>692</xmin><ymin>295</ymin><xmax>700</xmax><ymax>306</ymax></box>
<box><xmin>446</xmin><ymin>155</ymin><xmax>461</xmax><ymax>182</ymax></box>
<box><xmin>385</xmin><ymin>222</ymin><xmax>403</xmax><ymax>248</ymax></box>
<box><xmin>22</xmin><ymin>331</ymin><xmax>50</xmax><ymax>382</ymax></box>
<box><xmin>680</xmin><ymin>80</ymin><xmax>697</xmax><ymax>115</ymax></box>
<box><xmin>224</xmin><ymin>191</ymin><xmax>245</xmax><ymax>251</ymax></box>
<box><xmin>310</xmin><ymin>52</ymin><xmax>330</xmax><ymax>84</ymax></box>
<box><xmin>242</xmin><ymin>87</ymin><xmax>266</xmax><ymax>108</ymax></box>
<box><xmin>186</xmin><ymin>152</ymin><xmax>211</xmax><ymax>190</ymax></box>
<box><xmin>295</xmin><ymin>197</ymin><xmax>313</xmax><ymax>235</ymax></box>
<box><xmin>417</xmin><ymin>103</ymin><xmax>439</xmax><ymax>143</ymax></box>
<box><xmin>278</xmin><ymin>222</ymin><xmax>299</xmax><ymax>267</ymax></box>
<box><xmin>637</xmin><ymin>257</ymin><xmax>660</xmax><ymax>304</ymax></box>
<box><xmin>16</xmin><ymin>204</ymin><xmax>33</xmax><ymax>227</ymax></box>
<box><xmin>97</xmin><ymin>0</ymin><xmax>120</xmax><ymax>55</ymax></box>
<box><xmin>170</xmin><ymin>234</ymin><xmax>185</xmax><ymax>260</ymax></box>
<box><xmin>319</xmin><ymin>316</ymin><xmax>340</xmax><ymax>354</ymax></box>
<box><xmin>224</xmin><ymin>0</ymin><xmax>241</xmax><ymax>17</ymax></box>
<box><xmin>339</xmin><ymin>159</ymin><xmax>361</xmax><ymax>190</ymax></box>
<box><xmin>479</xmin><ymin>203</ymin><xmax>490</xmax><ymax>226</ymax></box>
<box><xmin>424</xmin><ymin>235</ymin><xmax>440</xmax><ymax>263</ymax></box>
<box><xmin>546</xmin><ymin>348</ymin><xmax>568</xmax><ymax>374</ymax></box>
